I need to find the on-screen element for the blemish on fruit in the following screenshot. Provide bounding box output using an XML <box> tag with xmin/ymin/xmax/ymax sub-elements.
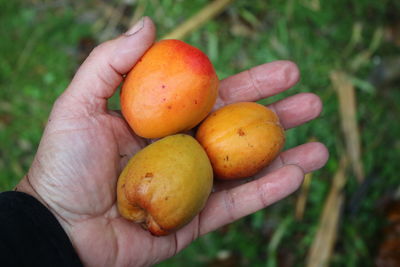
<box><xmin>194</xmin><ymin>100</ymin><xmax>198</xmax><ymax>104</ymax></box>
<box><xmin>161</xmin><ymin>85</ymin><xmax>166</xmax><ymax>88</ymax></box>
<box><xmin>145</xmin><ymin>172</ymin><xmax>153</xmax><ymax>178</ymax></box>
<box><xmin>237</xmin><ymin>128</ymin><xmax>245</xmax><ymax>136</ymax></box>
<box><xmin>167</xmin><ymin>105</ymin><xmax>172</xmax><ymax>109</ymax></box>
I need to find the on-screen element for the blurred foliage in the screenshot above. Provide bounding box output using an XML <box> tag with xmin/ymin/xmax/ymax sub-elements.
<box><xmin>1</xmin><ymin>0</ymin><xmax>400</xmax><ymax>266</ymax></box>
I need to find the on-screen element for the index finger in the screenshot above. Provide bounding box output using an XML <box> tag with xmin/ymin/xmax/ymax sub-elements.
<box><xmin>215</xmin><ymin>60</ymin><xmax>300</xmax><ymax>108</ymax></box>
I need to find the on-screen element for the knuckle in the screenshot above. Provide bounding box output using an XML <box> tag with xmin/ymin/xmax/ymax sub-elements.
<box><xmin>89</xmin><ymin>40</ymin><xmax>113</xmax><ymax>58</ymax></box>
<box><xmin>256</xmin><ymin>179</ymin><xmax>270</xmax><ymax>207</ymax></box>
<box><xmin>223</xmin><ymin>190</ymin><xmax>237</xmax><ymax>222</ymax></box>
<box><xmin>247</xmin><ymin>68</ymin><xmax>263</xmax><ymax>98</ymax></box>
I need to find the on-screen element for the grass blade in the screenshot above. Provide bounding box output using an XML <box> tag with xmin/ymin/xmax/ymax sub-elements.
<box><xmin>306</xmin><ymin>156</ymin><xmax>348</xmax><ymax>267</ymax></box>
<box><xmin>162</xmin><ymin>0</ymin><xmax>233</xmax><ymax>40</ymax></box>
<box><xmin>331</xmin><ymin>70</ymin><xmax>364</xmax><ymax>183</ymax></box>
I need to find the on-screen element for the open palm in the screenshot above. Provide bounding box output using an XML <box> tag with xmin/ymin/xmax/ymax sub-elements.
<box><xmin>18</xmin><ymin>18</ymin><xmax>328</xmax><ymax>267</ymax></box>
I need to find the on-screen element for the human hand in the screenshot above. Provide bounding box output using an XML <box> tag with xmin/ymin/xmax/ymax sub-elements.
<box><xmin>16</xmin><ymin>17</ymin><xmax>328</xmax><ymax>267</ymax></box>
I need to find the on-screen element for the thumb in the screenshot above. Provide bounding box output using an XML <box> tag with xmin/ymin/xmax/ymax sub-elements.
<box><xmin>58</xmin><ymin>17</ymin><xmax>156</xmax><ymax>114</ymax></box>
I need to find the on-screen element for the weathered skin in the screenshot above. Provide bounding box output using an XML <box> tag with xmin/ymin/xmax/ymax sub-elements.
<box><xmin>196</xmin><ymin>102</ymin><xmax>285</xmax><ymax>180</ymax></box>
<box><xmin>121</xmin><ymin>39</ymin><xmax>219</xmax><ymax>138</ymax></box>
<box><xmin>117</xmin><ymin>134</ymin><xmax>213</xmax><ymax>236</ymax></box>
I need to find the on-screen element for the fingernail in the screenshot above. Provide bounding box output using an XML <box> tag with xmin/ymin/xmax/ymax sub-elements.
<box><xmin>125</xmin><ymin>17</ymin><xmax>145</xmax><ymax>36</ymax></box>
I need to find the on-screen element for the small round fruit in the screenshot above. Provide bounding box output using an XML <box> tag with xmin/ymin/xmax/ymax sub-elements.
<box><xmin>117</xmin><ymin>134</ymin><xmax>213</xmax><ymax>236</ymax></box>
<box><xmin>121</xmin><ymin>39</ymin><xmax>219</xmax><ymax>139</ymax></box>
<box><xmin>196</xmin><ymin>102</ymin><xmax>285</xmax><ymax>180</ymax></box>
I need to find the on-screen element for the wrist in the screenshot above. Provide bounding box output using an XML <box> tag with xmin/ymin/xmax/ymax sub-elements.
<box><xmin>15</xmin><ymin>174</ymin><xmax>75</xmax><ymax>242</ymax></box>
<box><xmin>15</xmin><ymin>175</ymin><xmax>48</xmax><ymax>208</ymax></box>
<box><xmin>15</xmin><ymin>175</ymin><xmax>71</xmax><ymax>231</ymax></box>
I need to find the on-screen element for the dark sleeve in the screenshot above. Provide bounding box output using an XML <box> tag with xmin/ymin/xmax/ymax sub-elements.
<box><xmin>0</xmin><ymin>191</ymin><xmax>83</xmax><ymax>267</ymax></box>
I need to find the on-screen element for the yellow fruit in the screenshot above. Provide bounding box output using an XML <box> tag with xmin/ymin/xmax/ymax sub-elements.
<box><xmin>117</xmin><ymin>134</ymin><xmax>213</xmax><ymax>236</ymax></box>
<box><xmin>196</xmin><ymin>102</ymin><xmax>285</xmax><ymax>180</ymax></box>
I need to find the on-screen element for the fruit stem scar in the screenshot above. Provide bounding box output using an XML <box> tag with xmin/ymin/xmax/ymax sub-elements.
<box><xmin>237</xmin><ymin>128</ymin><xmax>245</xmax><ymax>136</ymax></box>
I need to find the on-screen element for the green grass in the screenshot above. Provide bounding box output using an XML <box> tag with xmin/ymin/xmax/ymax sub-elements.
<box><xmin>1</xmin><ymin>0</ymin><xmax>400</xmax><ymax>266</ymax></box>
